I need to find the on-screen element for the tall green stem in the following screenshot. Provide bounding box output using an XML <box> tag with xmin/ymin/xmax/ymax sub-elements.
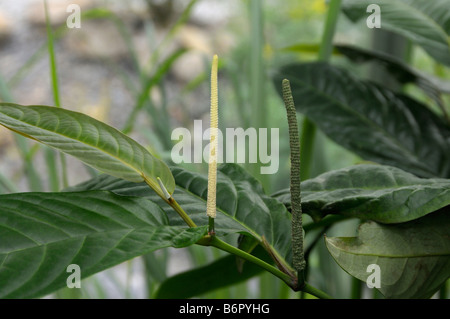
<box><xmin>439</xmin><ymin>280</ymin><xmax>448</xmax><ymax>299</ymax></box>
<box><xmin>300</xmin><ymin>0</ymin><xmax>341</xmax><ymax>180</ymax></box>
<box><xmin>0</xmin><ymin>69</ymin><xmax>43</xmax><ymax>191</ymax></box>
<box><xmin>151</xmin><ymin>181</ymin><xmax>332</xmax><ymax>298</ymax></box>
<box><xmin>303</xmin><ymin>283</ymin><xmax>333</xmax><ymax>299</ymax></box>
<box><xmin>318</xmin><ymin>0</ymin><xmax>342</xmax><ymax>62</ymax></box>
<box><xmin>197</xmin><ymin>236</ymin><xmax>332</xmax><ymax>299</ymax></box>
<box><xmin>351</xmin><ymin>277</ymin><xmax>363</xmax><ymax>299</ymax></box>
<box><xmin>249</xmin><ymin>0</ymin><xmax>266</xmax><ymax>130</ymax></box>
<box><xmin>248</xmin><ymin>0</ymin><xmax>269</xmax><ymax>190</ymax></box>
<box><xmin>153</xmin><ymin>186</ymin><xmax>333</xmax><ymax>298</ymax></box>
<box><xmin>201</xmin><ymin>236</ymin><xmax>295</xmax><ymax>288</ymax></box>
<box><xmin>45</xmin><ymin>0</ymin><xmax>68</xmax><ymax>189</ymax></box>
<box><xmin>0</xmin><ymin>171</ymin><xmax>18</xmax><ymax>193</ymax></box>
<box><xmin>122</xmin><ymin>0</ymin><xmax>197</xmax><ymax>142</ymax></box>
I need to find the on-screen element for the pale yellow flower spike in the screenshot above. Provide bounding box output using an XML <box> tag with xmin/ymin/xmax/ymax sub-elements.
<box><xmin>206</xmin><ymin>54</ymin><xmax>219</xmax><ymax>219</ymax></box>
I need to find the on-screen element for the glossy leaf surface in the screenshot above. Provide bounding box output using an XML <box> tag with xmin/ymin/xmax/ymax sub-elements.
<box><xmin>68</xmin><ymin>164</ymin><xmax>293</xmax><ymax>265</ymax></box>
<box><xmin>0</xmin><ymin>103</ymin><xmax>175</xmax><ymax>197</ymax></box>
<box><xmin>273</xmin><ymin>62</ymin><xmax>450</xmax><ymax>178</ymax></box>
<box><xmin>0</xmin><ymin>191</ymin><xmax>207</xmax><ymax>298</ymax></box>
<box><xmin>342</xmin><ymin>0</ymin><xmax>450</xmax><ymax>65</ymax></box>
<box><xmin>273</xmin><ymin>164</ymin><xmax>450</xmax><ymax>223</ymax></box>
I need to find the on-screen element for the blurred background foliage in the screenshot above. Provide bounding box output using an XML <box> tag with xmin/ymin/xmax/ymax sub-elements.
<box><xmin>0</xmin><ymin>0</ymin><xmax>448</xmax><ymax>298</ymax></box>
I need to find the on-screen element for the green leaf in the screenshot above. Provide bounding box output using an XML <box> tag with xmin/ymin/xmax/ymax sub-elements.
<box><xmin>0</xmin><ymin>191</ymin><xmax>207</xmax><ymax>299</ymax></box>
<box><xmin>281</xmin><ymin>41</ymin><xmax>450</xmax><ymax>94</ymax></box>
<box><xmin>342</xmin><ymin>0</ymin><xmax>450</xmax><ymax>66</ymax></box>
<box><xmin>273</xmin><ymin>164</ymin><xmax>450</xmax><ymax>223</ymax></box>
<box><xmin>325</xmin><ymin>209</ymin><xmax>450</xmax><ymax>299</ymax></box>
<box><xmin>335</xmin><ymin>44</ymin><xmax>450</xmax><ymax>100</ymax></box>
<box><xmin>67</xmin><ymin>163</ymin><xmax>293</xmax><ymax>266</ymax></box>
<box><xmin>273</xmin><ymin>62</ymin><xmax>450</xmax><ymax>178</ymax></box>
<box><xmin>281</xmin><ymin>42</ymin><xmax>450</xmax><ymax>118</ymax></box>
<box><xmin>0</xmin><ymin>103</ymin><xmax>175</xmax><ymax>197</ymax></box>
<box><xmin>154</xmin><ymin>245</ymin><xmax>269</xmax><ymax>299</ymax></box>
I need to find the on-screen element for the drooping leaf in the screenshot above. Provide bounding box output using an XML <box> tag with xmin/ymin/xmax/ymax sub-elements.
<box><xmin>342</xmin><ymin>0</ymin><xmax>450</xmax><ymax>66</ymax></box>
<box><xmin>325</xmin><ymin>209</ymin><xmax>450</xmax><ymax>299</ymax></box>
<box><xmin>280</xmin><ymin>42</ymin><xmax>450</xmax><ymax>95</ymax></box>
<box><xmin>273</xmin><ymin>62</ymin><xmax>450</xmax><ymax>178</ymax></box>
<box><xmin>0</xmin><ymin>191</ymin><xmax>207</xmax><ymax>299</ymax></box>
<box><xmin>154</xmin><ymin>245</ymin><xmax>269</xmax><ymax>299</ymax></box>
<box><xmin>67</xmin><ymin>163</ymin><xmax>293</xmax><ymax>266</ymax></box>
<box><xmin>273</xmin><ymin>164</ymin><xmax>450</xmax><ymax>223</ymax></box>
<box><xmin>334</xmin><ymin>44</ymin><xmax>450</xmax><ymax>114</ymax></box>
<box><xmin>0</xmin><ymin>103</ymin><xmax>175</xmax><ymax>197</ymax></box>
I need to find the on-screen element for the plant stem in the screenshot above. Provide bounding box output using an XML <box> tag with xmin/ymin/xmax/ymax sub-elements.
<box><xmin>439</xmin><ymin>280</ymin><xmax>448</xmax><ymax>299</ymax></box>
<box><xmin>0</xmin><ymin>66</ymin><xmax>43</xmax><ymax>191</ymax></box>
<box><xmin>143</xmin><ymin>0</ymin><xmax>198</xmax><ymax>73</ymax></box>
<box><xmin>45</xmin><ymin>0</ymin><xmax>68</xmax><ymax>189</ymax></box>
<box><xmin>248</xmin><ymin>0</ymin><xmax>269</xmax><ymax>190</ymax></box>
<box><xmin>208</xmin><ymin>217</ymin><xmax>215</xmax><ymax>234</ymax></box>
<box><xmin>167</xmin><ymin>197</ymin><xmax>197</xmax><ymax>228</ymax></box>
<box><xmin>125</xmin><ymin>260</ymin><xmax>133</xmax><ymax>299</ymax></box>
<box><xmin>351</xmin><ymin>277</ymin><xmax>363</xmax><ymax>299</ymax></box>
<box><xmin>202</xmin><ymin>236</ymin><xmax>295</xmax><ymax>288</ymax></box>
<box><xmin>122</xmin><ymin>0</ymin><xmax>197</xmax><ymax>138</ymax></box>
<box><xmin>198</xmin><ymin>236</ymin><xmax>332</xmax><ymax>299</ymax></box>
<box><xmin>151</xmin><ymin>178</ymin><xmax>198</xmax><ymax>228</ymax></box>
<box><xmin>300</xmin><ymin>0</ymin><xmax>342</xmax><ymax>180</ymax></box>
<box><xmin>44</xmin><ymin>147</ymin><xmax>59</xmax><ymax>192</ymax></box>
<box><xmin>165</xmin><ymin>198</ymin><xmax>334</xmax><ymax>299</ymax></box>
<box><xmin>153</xmin><ymin>182</ymin><xmax>331</xmax><ymax>298</ymax></box>
<box><xmin>0</xmin><ymin>171</ymin><xmax>19</xmax><ymax>193</ymax></box>
<box><xmin>302</xmin><ymin>282</ymin><xmax>333</xmax><ymax>299</ymax></box>
<box><xmin>122</xmin><ymin>49</ymin><xmax>186</xmax><ymax>138</ymax></box>
<box><xmin>60</xmin><ymin>152</ymin><xmax>69</xmax><ymax>188</ymax></box>
<box><xmin>249</xmin><ymin>0</ymin><xmax>266</xmax><ymax>130</ymax></box>
<box><xmin>45</xmin><ymin>0</ymin><xmax>61</xmax><ymax>108</ymax></box>
<box><xmin>318</xmin><ymin>0</ymin><xmax>342</xmax><ymax>62</ymax></box>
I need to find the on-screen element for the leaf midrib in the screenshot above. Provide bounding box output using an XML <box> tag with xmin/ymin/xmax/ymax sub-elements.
<box><xmin>174</xmin><ymin>171</ymin><xmax>285</xmax><ymax>261</ymax></box>
<box><xmin>332</xmin><ymin>249</ymin><xmax>450</xmax><ymax>258</ymax></box>
<box><xmin>0</xmin><ymin>194</ymin><xmax>170</xmax><ymax>255</ymax></box>
<box><xmin>0</xmin><ymin>224</ymin><xmax>166</xmax><ymax>256</ymax></box>
<box><xmin>0</xmin><ymin>107</ymin><xmax>148</xmax><ymax>182</ymax></box>
<box><xmin>327</xmin><ymin>237</ymin><xmax>450</xmax><ymax>258</ymax></box>
<box><xmin>177</xmin><ymin>183</ymin><xmax>261</xmax><ymax>241</ymax></box>
<box><xmin>278</xmin><ymin>180</ymin><xmax>450</xmax><ymax>197</ymax></box>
